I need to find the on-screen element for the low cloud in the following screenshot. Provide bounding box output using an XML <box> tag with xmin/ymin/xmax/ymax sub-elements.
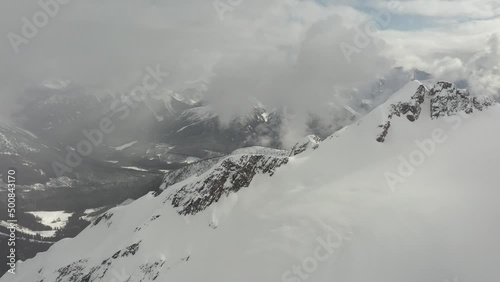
<box><xmin>205</xmin><ymin>14</ymin><xmax>393</xmax><ymax>146</ymax></box>
<box><xmin>1</xmin><ymin>0</ymin><xmax>498</xmax><ymax>143</ymax></box>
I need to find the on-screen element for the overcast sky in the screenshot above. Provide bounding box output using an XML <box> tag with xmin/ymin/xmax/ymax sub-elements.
<box><xmin>1</xmin><ymin>0</ymin><xmax>499</xmax><ymax>125</ymax></box>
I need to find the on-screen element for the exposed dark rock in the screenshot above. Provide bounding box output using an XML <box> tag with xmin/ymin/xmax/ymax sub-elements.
<box><xmin>55</xmin><ymin>259</ymin><xmax>88</xmax><ymax>282</ymax></box>
<box><xmin>289</xmin><ymin>135</ymin><xmax>322</xmax><ymax>156</ymax></box>
<box><xmin>122</xmin><ymin>241</ymin><xmax>141</xmax><ymax>257</ymax></box>
<box><xmin>159</xmin><ymin>158</ymin><xmax>222</xmax><ymax>193</ymax></box>
<box><xmin>376</xmin><ymin>82</ymin><xmax>497</xmax><ymax>142</ymax></box>
<box><xmin>428</xmin><ymin>81</ymin><xmax>495</xmax><ymax>119</ymax></box>
<box><xmin>167</xmin><ymin>154</ymin><xmax>289</xmax><ymax>215</ymax></box>
<box><xmin>139</xmin><ymin>260</ymin><xmax>166</xmax><ymax>281</ymax></box>
<box><xmin>376</xmin><ymin>121</ymin><xmax>391</xmax><ymax>143</ymax></box>
<box><xmin>92</xmin><ymin>212</ymin><xmax>113</xmax><ymax>227</ymax></box>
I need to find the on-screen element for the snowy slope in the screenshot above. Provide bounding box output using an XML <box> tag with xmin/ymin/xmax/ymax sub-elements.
<box><xmin>4</xmin><ymin>81</ymin><xmax>500</xmax><ymax>282</ymax></box>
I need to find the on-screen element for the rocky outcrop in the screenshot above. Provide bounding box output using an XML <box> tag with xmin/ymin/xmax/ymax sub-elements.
<box><xmin>49</xmin><ymin>240</ymin><xmax>169</xmax><ymax>282</ymax></box>
<box><xmin>289</xmin><ymin>135</ymin><xmax>322</xmax><ymax>156</ymax></box>
<box><xmin>376</xmin><ymin>121</ymin><xmax>392</xmax><ymax>143</ymax></box>
<box><xmin>377</xmin><ymin>82</ymin><xmax>497</xmax><ymax>143</ymax></box>
<box><xmin>376</xmin><ymin>85</ymin><xmax>426</xmax><ymax>143</ymax></box>
<box><xmin>156</xmin><ymin>145</ymin><xmax>297</xmax><ymax>216</ymax></box>
<box><xmin>429</xmin><ymin>81</ymin><xmax>496</xmax><ymax>119</ymax></box>
<box><xmin>156</xmin><ymin>133</ymin><xmax>322</xmax><ymax>216</ymax></box>
<box><xmin>166</xmin><ymin>154</ymin><xmax>289</xmax><ymax>215</ymax></box>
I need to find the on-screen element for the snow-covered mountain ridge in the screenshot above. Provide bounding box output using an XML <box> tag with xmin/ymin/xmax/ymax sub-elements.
<box><xmin>376</xmin><ymin>81</ymin><xmax>496</xmax><ymax>143</ymax></box>
<box><xmin>3</xmin><ymin>80</ymin><xmax>500</xmax><ymax>282</ymax></box>
<box><xmin>166</xmin><ymin>153</ymin><xmax>289</xmax><ymax>216</ymax></box>
<box><xmin>159</xmin><ymin>144</ymin><xmax>310</xmax><ymax>216</ymax></box>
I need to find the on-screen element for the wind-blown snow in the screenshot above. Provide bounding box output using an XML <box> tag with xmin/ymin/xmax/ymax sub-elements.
<box><xmin>176</xmin><ymin>122</ymin><xmax>201</xmax><ymax>133</ymax></box>
<box><xmin>114</xmin><ymin>141</ymin><xmax>138</xmax><ymax>151</ymax></box>
<box><xmin>182</xmin><ymin>157</ymin><xmax>201</xmax><ymax>164</ymax></box>
<box><xmin>4</xmin><ymin>81</ymin><xmax>500</xmax><ymax>282</ymax></box>
<box><xmin>231</xmin><ymin>146</ymin><xmax>289</xmax><ymax>157</ymax></box>
<box><xmin>121</xmin><ymin>166</ymin><xmax>148</xmax><ymax>172</ymax></box>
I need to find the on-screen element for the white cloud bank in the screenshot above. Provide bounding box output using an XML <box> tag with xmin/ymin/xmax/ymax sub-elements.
<box><xmin>0</xmin><ymin>0</ymin><xmax>498</xmax><ymax>128</ymax></box>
